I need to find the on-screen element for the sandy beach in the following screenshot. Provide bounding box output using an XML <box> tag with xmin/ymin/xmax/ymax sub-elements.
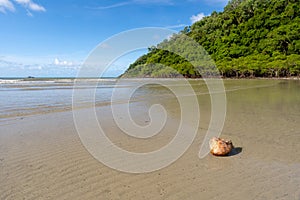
<box><xmin>1</xmin><ymin>79</ymin><xmax>300</xmax><ymax>199</ymax></box>
<box><xmin>2</xmin><ymin>0</ymin><xmax>300</xmax><ymax>198</ymax></box>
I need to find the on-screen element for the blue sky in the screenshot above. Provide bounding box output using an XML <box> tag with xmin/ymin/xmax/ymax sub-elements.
<box><xmin>0</xmin><ymin>0</ymin><xmax>228</xmax><ymax>77</ymax></box>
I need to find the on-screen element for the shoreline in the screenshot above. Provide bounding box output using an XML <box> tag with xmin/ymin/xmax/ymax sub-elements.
<box><xmin>1</xmin><ymin>76</ymin><xmax>299</xmax><ymax>81</ymax></box>
<box><xmin>1</xmin><ymin>78</ymin><xmax>298</xmax><ymax>123</ymax></box>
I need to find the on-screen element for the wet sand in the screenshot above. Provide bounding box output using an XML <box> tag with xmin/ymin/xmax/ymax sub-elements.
<box><xmin>1</xmin><ymin>80</ymin><xmax>300</xmax><ymax>199</ymax></box>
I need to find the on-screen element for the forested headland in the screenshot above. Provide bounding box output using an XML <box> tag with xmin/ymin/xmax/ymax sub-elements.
<box><xmin>122</xmin><ymin>0</ymin><xmax>300</xmax><ymax>78</ymax></box>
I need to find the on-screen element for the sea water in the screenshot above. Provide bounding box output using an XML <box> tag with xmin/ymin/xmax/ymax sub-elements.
<box><xmin>0</xmin><ymin>78</ymin><xmax>299</xmax><ymax>122</ymax></box>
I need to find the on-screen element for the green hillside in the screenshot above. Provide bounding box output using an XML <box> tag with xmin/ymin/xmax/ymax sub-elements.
<box><xmin>122</xmin><ymin>0</ymin><xmax>300</xmax><ymax>78</ymax></box>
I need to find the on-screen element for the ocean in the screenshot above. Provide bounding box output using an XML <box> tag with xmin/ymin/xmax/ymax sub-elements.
<box><xmin>0</xmin><ymin>78</ymin><xmax>118</xmax><ymax>120</ymax></box>
<box><xmin>1</xmin><ymin>78</ymin><xmax>299</xmax><ymax>123</ymax></box>
<box><xmin>0</xmin><ymin>77</ymin><xmax>199</xmax><ymax>120</ymax></box>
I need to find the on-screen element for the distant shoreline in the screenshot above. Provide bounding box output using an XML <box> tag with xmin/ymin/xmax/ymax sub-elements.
<box><xmin>1</xmin><ymin>76</ymin><xmax>299</xmax><ymax>81</ymax></box>
<box><xmin>0</xmin><ymin>77</ymin><xmax>117</xmax><ymax>80</ymax></box>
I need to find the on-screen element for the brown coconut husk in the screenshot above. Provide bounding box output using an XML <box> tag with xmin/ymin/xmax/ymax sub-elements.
<box><xmin>209</xmin><ymin>137</ymin><xmax>233</xmax><ymax>156</ymax></box>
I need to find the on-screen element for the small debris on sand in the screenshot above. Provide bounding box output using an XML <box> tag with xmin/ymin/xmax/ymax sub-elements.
<box><xmin>209</xmin><ymin>137</ymin><xmax>233</xmax><ymax>156</ymax></box>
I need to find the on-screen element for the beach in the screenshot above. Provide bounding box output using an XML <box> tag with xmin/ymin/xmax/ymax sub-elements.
<box><xmin>1</xmin><ymin>79</ymin><xmax>300</xmax><ymax>199</ymax></box>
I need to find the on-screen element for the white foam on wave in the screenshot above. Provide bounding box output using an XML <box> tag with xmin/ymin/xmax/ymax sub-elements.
<box><xmin>0</xmin><ymin>79</ymin><xmax>22</xmax><ymax>84</ymax></box>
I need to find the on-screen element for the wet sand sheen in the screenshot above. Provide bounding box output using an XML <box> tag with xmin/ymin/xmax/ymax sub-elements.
<box><xmin>1</xmin><ymin>80</ymin><xmax>300</xmax><ymax>199</ymax></box>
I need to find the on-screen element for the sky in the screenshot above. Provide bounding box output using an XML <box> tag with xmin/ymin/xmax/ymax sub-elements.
<box><xmin>0</xmin><ymin>0</ymin><xmax>228</xmax><ymax>77</ymax></box>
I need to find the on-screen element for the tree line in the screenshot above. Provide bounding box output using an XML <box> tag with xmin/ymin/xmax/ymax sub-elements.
<box><xmin>123</xmin><ymin>0</ymin><xmax>300</xmax><ymax>78</ymax></box>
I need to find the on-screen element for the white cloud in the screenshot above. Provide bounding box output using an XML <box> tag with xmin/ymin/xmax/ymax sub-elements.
<box><xmin>164</xmin><ymin>24</ymin><xmax>188</xmax><ymax>29</ymax></box>
<box><xmin>0</xmin><ymin>0</ymin><xmax>15</xmax><ymax>13</ymax></box>
<box><xmin>134</xmin><ymin>0</ymin><xmax>173</xmax><ymax>5</ymax></box>
<box><xmin>204</xmin><ymin>0</ymin><xmax>228</xmax><ymax>5</ymax></box>
<box><xmin>90</xmin><ymin>2</ymin><xmax>130</xmax><ymax>10</ymax></box>
<box><xmin>27</xmin><ymin>64</ymin><xmax>43</xmax><ymax>70</ymax></box>
<box><xmin>15</xmin><ymin>0</ymin><xmax>46</xmax><ymax>12</ymax></box>
<box><xmin>54</xmin><ymin>58</ymin><xmax>74</xmax><ymax>66</ymax></box>
<box><xmin>0</xmin><ymin>0</ymin><xmax>45</xmax><ymax>14</ymax></box>
<box><xmin>190</xmin><ymin>12</ymin><xmax>205</xmax><ymax>24</ymax></box>
<box><xmin>28</xmin><ymin>2</ymin><xmax>45</xmax><ymax>12</ymax></box>
<box><xmin>14</xmin><ymin>0</ymin><xmax>29</xmax><ymax>3</ymax></box>
<box><xmin>0</xmin><ymin>55</ymin><xmax>83</xmax><ymax>77</ymax></box>
<box><xmin>88</xmin><ymin>0</ymin><xmax>173</xmax><ymax>10</ymax></box>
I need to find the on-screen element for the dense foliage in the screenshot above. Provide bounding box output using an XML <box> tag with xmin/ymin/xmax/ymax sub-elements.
<box><xmin>123</xmin><ymin>0</ymin><xmax>300</xmax><ymax>78</ymax></box>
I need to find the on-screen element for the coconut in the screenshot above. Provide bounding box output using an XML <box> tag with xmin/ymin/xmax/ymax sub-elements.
<box><xmin>209</xmin><ymin>137</ymin><xmax>233</xmax><ymax>156</ymax></box>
